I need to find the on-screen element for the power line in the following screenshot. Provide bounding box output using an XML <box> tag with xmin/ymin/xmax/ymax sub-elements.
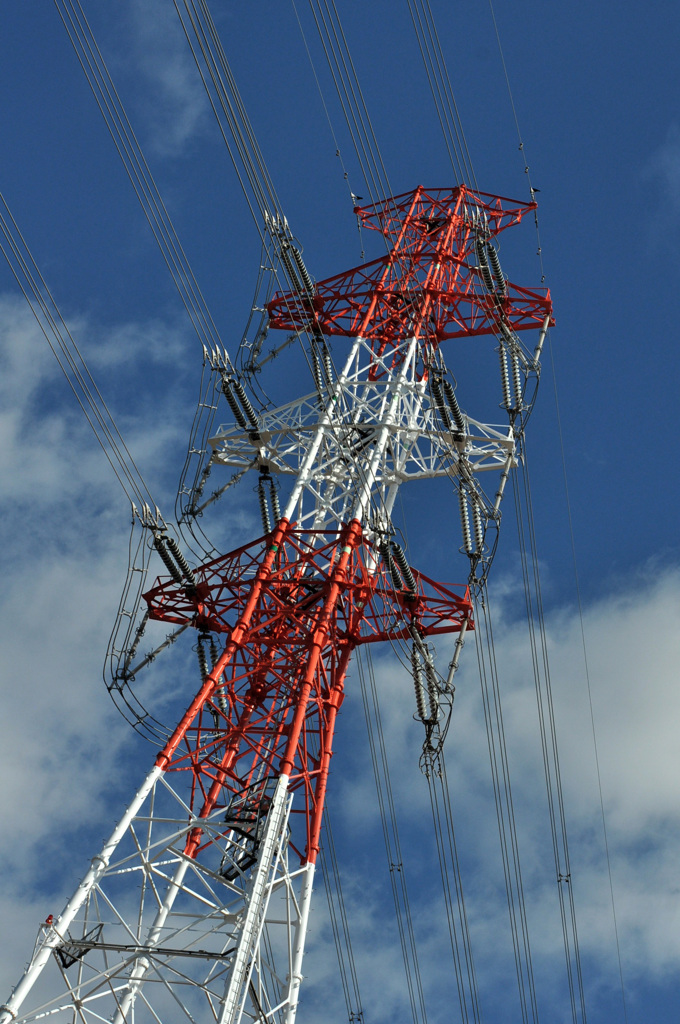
<box><xmin>546</xmin><ymin>338</ymin><xmax>630</xmax><ymax>1024</ymax></box>
<box><xmin>511</xmin><ymin>459</ymin><xmax>587</xmax><ymax>1024</ymax></box>
<box><xmin>0</xmin><ymin>191</ymin><xmax>161</xmax><ymax>521</ymax></box>
<box><xmin>54</xmin><ymin>0</ymin><xmax>232</xmax><ymax>365</ymax></box>
<box><xmin>406</xmin><ymin>0</ymin><xmax>478</xmax><ymax>189</ymax></box>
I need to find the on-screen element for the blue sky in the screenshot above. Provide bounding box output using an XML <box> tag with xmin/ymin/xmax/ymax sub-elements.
<box><xmin>1</xmin><ymin>3</ymin><xmax>679</xmax><ymax>1023</ymax></box>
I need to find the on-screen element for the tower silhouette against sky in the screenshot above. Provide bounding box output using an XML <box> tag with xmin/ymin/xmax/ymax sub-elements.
<box><xmin>0</xmin><ymin>184</ymin><xmax>551</xmax><ymax>1024</ymax></box>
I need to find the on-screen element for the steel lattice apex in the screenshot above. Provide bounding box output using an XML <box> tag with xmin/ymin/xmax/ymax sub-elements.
<box><xmin>267</xmin><ymin>185</ymin><xmax>554</xmax><ymax>350</ymax></box>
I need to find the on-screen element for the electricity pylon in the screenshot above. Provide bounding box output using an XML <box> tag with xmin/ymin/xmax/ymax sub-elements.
<box><xmin>0</xmin><ymin>185</ymin><xmax>552</xmax><ymax>1024</ymax></box>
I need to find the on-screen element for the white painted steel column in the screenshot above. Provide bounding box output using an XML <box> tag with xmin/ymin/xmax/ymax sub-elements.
<box><xmin>352</xmin><ymin>337</ymin><xmax>419</xmax><ymax>522</ymax></box>
<box><xmin>219</xmin><ymin>773</ymin><xmax>292</xmax><ymax>1024</ymax></box>
<box><xmin>111</xmin><ymin>856</ymin><xmax>191</xmax><ymax>1024</ymax></box>
<box><xmin>532</xmin><ymin>313</ymin><xmax>551</xmax><ymax>364</ymax></box>
<box><xmin>0</xmin><ymin>764</ymin><xmax>164</xmax><ymax>1024</ymax></box>
<box><xmin>283</xmin><ymin>861</ymin><xmax>315</xmax><ymax>1024</ymax></box>
<box><xmin>283</xmin><ymin>339</ymin><xmax>362</xmax><ymax>521</ymax></box>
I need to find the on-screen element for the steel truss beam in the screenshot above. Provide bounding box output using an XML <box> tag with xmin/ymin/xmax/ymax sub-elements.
<box><xmin>267</xmin><ymin>186</ymin><xmax>553</xmax><ymax>348</ymax></box>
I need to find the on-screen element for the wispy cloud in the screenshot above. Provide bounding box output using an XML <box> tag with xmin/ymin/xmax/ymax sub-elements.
<box><xmin>0</xmin><ymin>293</ymin><xmax>204</xmax><ymax>998</ymax></box>
<box><xmin>643</xmin><ymin>124</ymin><xmax>680</xmax><ymax>254</ymax></box>
<box><xmin>325</xmin><ymin>565</ymin><xmax>680</xmax><ymax>1021</ymax></box>
<box><xmin>1</xmin><ymin>294</ymin><xmax>677</xmax><ymax>1021</ymax></box>
<box><xmin>126</xmin><ymin>0</ymin><xmax>210</xmax><ymax>157</ymax></box>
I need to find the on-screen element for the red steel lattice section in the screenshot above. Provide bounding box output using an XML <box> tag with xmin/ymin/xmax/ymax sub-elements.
<box><xmin>145</xmin><ymin>521</ymin><xmax>472</xmax><ymax>864</ymax></box>
<box><xmin>267</xmin><ymin>185</ymin><xmax>554</xmax><ymax>352</ymax></box>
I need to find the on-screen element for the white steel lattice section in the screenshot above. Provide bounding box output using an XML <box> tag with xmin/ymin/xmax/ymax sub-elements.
<box><xmin>1</xmin><ymin>772</ymin><xmax>309</xmax><ymax>1024</ymax></box>
<box><xmin>209</xmin><ymin>335</ymin><xmax>516</xmax><ymax>532</ymax></box>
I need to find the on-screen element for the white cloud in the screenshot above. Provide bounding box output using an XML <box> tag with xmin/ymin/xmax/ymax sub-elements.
<box><xmin>0</xmin><ymin>294</ymin><xmax>205</xmax><ymax>999</ymax></box>
<box><xmin>643</xmin><ymin>123</ymin><xmax>680</xmax><ymax>250</ymax></box>
<box><xmin>326</xmin><ymin>565</ymin><xmax>680</xmax><ymax>1021</ymax></box>
<box><xmin>126</xmin><ymin>0</ymin><xmax>210</xmax><ymax>157</ymax></box>
<box><xmin>646</xmin><ymin>125</ymin><xmax>680</xmax><ymax>211</ymax></box>
<box><xmin>1</xmin><ymin>295</ymin><xmax>678</xmax><ymax>1022</ymax></box>
<box><xmin>0</xmin><ymin>295</ymin><xmax>194</xmax><ymax>508</ymax></box>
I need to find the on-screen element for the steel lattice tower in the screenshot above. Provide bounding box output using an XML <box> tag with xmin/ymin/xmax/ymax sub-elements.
<box><xmin>0</xmin><ymin>185</ymin><xmax>552</xmax><ymax>1024</ymax></box>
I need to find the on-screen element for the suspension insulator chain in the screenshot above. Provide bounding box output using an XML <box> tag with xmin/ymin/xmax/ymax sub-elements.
<box><xmin>499</xmin><ymin>345</ymin><xmax>512</xmax><ymax>412</ymax></box>
<box><xmin>197</xmin><ymin>634</ymin><xmax>219</xmax><ymax>730</ymax></box>
<box><xmin>153</xmin><ymin>535</ymin><xmax>184</xmax><ymax>586</ymax></box>
<box><xmin>430</xmin><ymin>374</ymin><xmax>452</xmax><ymax>430</ymax></box>
<box><xmin>486</xmin><ymin>242</ymin><xmax>507</xmax><ymax>294</ymax></box>
<box><xmin>380</xmin><ymin>542</ymin><xmax>404</xmax><ymax>593</ymax></box>
<box><xmin>311</xmin><ymin>341</ymin><xmax>324</xmax><ymax>401</ymax></box>
<box><xmin>122</xmin><ymin>609</ymin><xmax>150</xmax><ymax>675</ymax></box>
<box><xmin>197</xmin><ymin>634</ymin><xmax>209</xmax><ymax>682</ymax></box>
<box><xmin>423</xmin><ymin>652</ymin><xmax>440</xmax><ymax>723</ymax></box>
<box><xmin>166</xmin><ymin>537</ymin><xmax>197</xmax><ymax>588</ymax></box>
<box><xmin>322</xmin><ymin>343</ymin><xmax>334</xmax><ymax>389</ymax></box>
<box><xmin>210</xmin><ymin>638</ymin><xmax>228</xmax><ymax>714</ymax></box>
<box><xmin>311</xmin><ymin>338</ymin><xmax>335</xmax><ymax>404</ymax></box>
<box><xmin>257</xmin><ymin>475</ymin><xmax>272</xmax><ymax>534</ymax></box>
<box><xmin>231</xmin><ymin>379</ymin><xmax>258</xmax><ymax>431</ymax></box>
<box><xmin>472</xmin><ymin>501</ymin><xmax>485</xmax><ymax>556</ymax></box>
<box><xmin>459</xmin><ymin>486</ymin><xmax>473</xmax><ymax>556</ymax></box>
<box><xmin>269</xmin><ymin>478</ymin><xmax>281</xmax><ymax>524</ymax></box>
<box><xmin>475</xmin><ymin>236</ymin><xmax>495</xmax><ymax>293</ymax></box>
<box><xmin>511</xmin><ymin>348</ymin><xmax>523</xmax><ymax>412</ymax></box>
<box><xmin>290</xmin><ymin>245</ymin><xmax>315</xmax><ymax>297</ymax></box>
<box><xmin>442</xmin><ymin>378</ymin><xmax>466</xmax><ymax>435</ymax></box>
<box><xmin>221</xmin><ymin>376</ymin><xmax>249</xmax><ymax>431</ymax></box>
<box><xmin>410</xmin><ymin>625</ymin><xmax>438</xmax><ymax>725</ymax></box>
<box><xmin>391</xmin><ymin>542</ymin><xmax>417</xmax><ymax>594</ymax></box>
<box><xmin>411</xmin><ymin>642</ymin><xmax>429</xmax><ymax>723</ymax></box>
<box><xmin>279</xmin><ymin>245</ymin><xmax>304</xmax><ymax>295</ymax></box>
